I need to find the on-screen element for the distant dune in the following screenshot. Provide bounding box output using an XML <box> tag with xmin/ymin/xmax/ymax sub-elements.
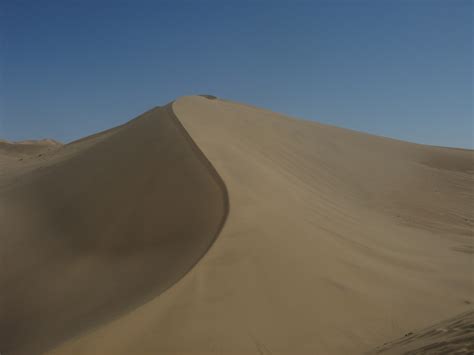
<box><xmin>1</xmin><ymin>96</ymin><xmax>472</xmax><ymax>355</ymax></box>
<box><xmin>0</xmin><ymin>138</ymin><xmax>61</xmax><ymax>156</ymax></box>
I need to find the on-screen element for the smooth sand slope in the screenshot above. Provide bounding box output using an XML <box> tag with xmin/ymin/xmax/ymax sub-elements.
<box><xmin>1</xmin><ymin>96</ymin><xmax>472</xmax><ymax>354</ymax></box>
<box><xmin>0</xmin><ymin>104</ymin><xmax>228</xmax><ymax>355</ymax></box>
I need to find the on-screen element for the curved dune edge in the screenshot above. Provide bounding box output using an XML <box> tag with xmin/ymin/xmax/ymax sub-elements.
<box><xmin>0</xmin><ymin>103</ymin><xmax>229</xmax><ymax>355</ymax></box>
<box><xmin>163</xmin><ymin>102</ymin><xmax>230</xmax><ymax>247</ymax></box>
<box><xmin>44</xmin><ymin>96</ymin><xmax>472</xmax><ymax>355</ymax></box>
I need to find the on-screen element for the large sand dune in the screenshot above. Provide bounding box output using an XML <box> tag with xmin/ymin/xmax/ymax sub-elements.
<box><xmin>1</xmin><ymin>96</ymin><xmax>472</xmax><ymax>354</ymax></box>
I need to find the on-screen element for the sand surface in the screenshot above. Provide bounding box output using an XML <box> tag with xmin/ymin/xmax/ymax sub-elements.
<box><xmin>0</xmin><ymin>104</ymin><xmax>227</xmax><ymax>354</ymax></box>
<box><xmin>1</xmin><ymin>96</ymin><xmax>472</xmax><ymax>354</ymax></box>
<box><xmin>371</xmin><ymin>310</ymin><xmax>474</xmax><ymax>354</ymax></box>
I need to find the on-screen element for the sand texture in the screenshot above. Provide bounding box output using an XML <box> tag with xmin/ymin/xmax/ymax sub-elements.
<box><xmin>370</xmin><ymin>310</ymin><xmax>473</xmax><ymax>354</ymax></box>
<box><xmin>1</xmin><ymin>96</ymin><xmax>472</xmax><ymax>354</ymax></box>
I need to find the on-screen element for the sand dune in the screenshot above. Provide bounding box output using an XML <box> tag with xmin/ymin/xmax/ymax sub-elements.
<box><xmin>0</xmin><ymin>104</ymin><xmax>228</xmax><ymax>355</ymax></box>
<box><xmin>1</xmin><ymin>96</ymin><xmax>472</xmax><ymax>354</ymax></box>
<box><xmin>0</xmin><ymin>138</ymin><xmax>61</xmax><ymax>152</ymax></box>
<box><xmin>0</xmin><ymin>139</ymin><xmax>63</xmax><ymax>177</ymax></box>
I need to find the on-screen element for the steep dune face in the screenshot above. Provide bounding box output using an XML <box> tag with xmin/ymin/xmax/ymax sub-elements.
<box><xmin>0</xmin><ymin>105</ymin><xmax>228</xmax><ymax>355</ymax></box>
<box><xmin>46</xmin><ymin>96</ymin><xmax>473</xmax><ymax>355</ymax></box>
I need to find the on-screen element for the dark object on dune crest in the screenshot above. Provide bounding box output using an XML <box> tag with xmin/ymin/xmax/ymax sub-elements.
<box><xmin>199</xmin><ymin>94</ymin><xmax>217</xmax><ymax>100</ymax></box>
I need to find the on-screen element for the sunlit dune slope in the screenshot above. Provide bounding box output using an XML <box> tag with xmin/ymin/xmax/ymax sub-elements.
<box><xmin>0</xmin><ymin>104</ymin><xmax>228</xmax><ymax>355</ymax></box>
<box><xmin>45</xmin><ymin>96</ymin><xmax>473</xmax><ymax>355</ymax></box>
<box><xmin>370</xmin><ymin>310</ymin><xmax>474</xmax><ymax>354</ymax></box>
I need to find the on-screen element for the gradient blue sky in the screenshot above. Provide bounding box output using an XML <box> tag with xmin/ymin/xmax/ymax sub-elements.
<box><xmin>1</xmin><ymin>0</ymin><xmax>472</xmax><ymax>147</ymax></box>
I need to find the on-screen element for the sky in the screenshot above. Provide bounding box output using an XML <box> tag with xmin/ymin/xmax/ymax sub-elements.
<box><xmin>1</xmin><ymin>0</ymin><xmax>472</xmax><ymax>148</ymax></box>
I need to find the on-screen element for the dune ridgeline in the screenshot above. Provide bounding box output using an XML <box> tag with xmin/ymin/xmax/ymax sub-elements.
<box><xmin>1</xmin><ymin>96</ymin><xmax>472</xmax><ymax>355</ymax></box>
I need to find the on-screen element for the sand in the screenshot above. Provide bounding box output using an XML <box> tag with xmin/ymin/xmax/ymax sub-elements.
<box><xmin>370</xmin><ymin>310</ymin><xmax>474</xmax><ymax>354</ymax></box>
<box><xmin>1</xmin><ymin>96</ymin><xmax>472</xmax><ymax>354</ymax></box>
<box><xmin>0</xmin><ymin>104</ymin><xmax>227</xmax><ymax>354</ymax></box>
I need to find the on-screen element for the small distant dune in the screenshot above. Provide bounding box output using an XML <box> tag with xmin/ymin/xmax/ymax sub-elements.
<box><xmin>1</xmin><ymin>96</ymin><xmax>472</xmax><ymax>355</ymax></box>
<box><xmin>0</xmin><ymin>138</ymin><xmax>62</xmax><ymax>156</ymax></box>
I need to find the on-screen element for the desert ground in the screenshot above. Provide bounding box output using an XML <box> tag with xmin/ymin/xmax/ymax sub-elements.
<box><xmin>1</xmin><ymin>96</ymin><xmax>472</xmax><ymax>354</ymax></box>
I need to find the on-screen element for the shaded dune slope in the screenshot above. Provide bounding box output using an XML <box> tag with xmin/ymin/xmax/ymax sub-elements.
<box><xmin>48</xmin><ymin>96</ymin><xmax>472</xmax><ymax>355</ymax></box>
<box><xmin>0</xmin><ymin>104</ymin><xmax>228</xmax><ymax>354</ymax></box>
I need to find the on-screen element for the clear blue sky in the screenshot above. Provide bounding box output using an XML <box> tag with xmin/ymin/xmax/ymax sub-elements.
<box><xmin>1</xmin><ymin>0</ymin><xmax>472</xmax><ymax>147</ymax></box>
